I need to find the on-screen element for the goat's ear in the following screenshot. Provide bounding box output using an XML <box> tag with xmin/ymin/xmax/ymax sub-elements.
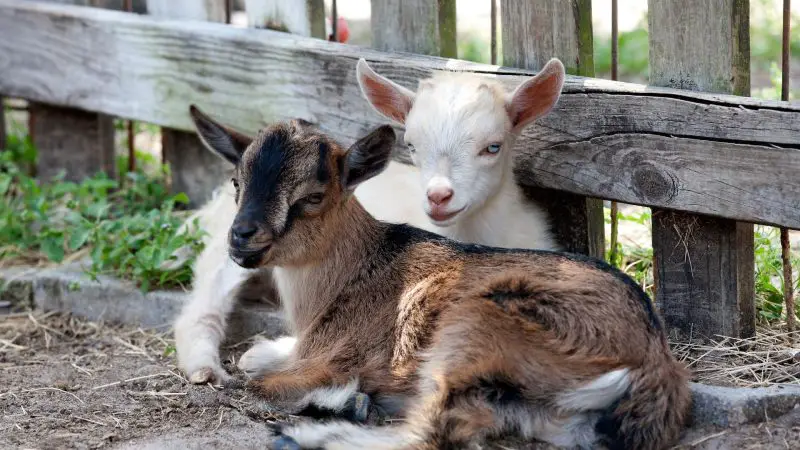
<box><xmin>506</xmin><ymin>58</ymin><xmax>565</xmax><ymax>133</ymax></box>
<box><xmin>356</xmin><ymin>58</ymin><xmax>415</xmax><ymax>125</ymax></box>
<box><xmin>189</xmin><ymin>105</ymin><xmax>253</xmax><ymax>165</ymax></box>
<box><xmin>341</xmin><ymin>125</ymin><xmax>396</xmax><ymax>191</ymax></box>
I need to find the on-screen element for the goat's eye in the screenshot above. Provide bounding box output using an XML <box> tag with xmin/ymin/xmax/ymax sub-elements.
<box><xmin>303</xmin><ymin>193</ymin><xmax>324</xmax><ymax>204</ymax></box>
<box><xmin>231</xmin><ymin>178</ymin><xmax>239</xmax><ymax>190</ymax></box>
<box><xmin>406</xmin><ymin>143</ymin><xmax>416</xmax><ymax>154</ymax></box>
<box><xmin>483</xmin><ymin>144</ymin><xmax>502</xmax><ymax>155</ymax></box>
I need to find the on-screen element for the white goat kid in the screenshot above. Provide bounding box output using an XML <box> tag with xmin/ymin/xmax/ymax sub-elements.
<box><xmin>356</xmin><ymin>58</ymin><xmax>561</xmax><ymax>251</ymax></box>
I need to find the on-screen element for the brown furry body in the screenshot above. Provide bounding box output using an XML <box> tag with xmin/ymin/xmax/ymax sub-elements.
<box><xmin>188</xmin><ymin>108</ymin><xmax>690</xmax><ymax>450</ymax></box>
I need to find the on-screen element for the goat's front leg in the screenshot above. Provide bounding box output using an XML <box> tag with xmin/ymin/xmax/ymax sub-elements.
<box><xmin>174</xmin><ymin>245</ymin><xmax>253</xmax><ymax>384</ymax></box>
<box><xmin>251</xmin><ymin>359</ymin><xmax>374</xmax><ymax>420</ymax></box>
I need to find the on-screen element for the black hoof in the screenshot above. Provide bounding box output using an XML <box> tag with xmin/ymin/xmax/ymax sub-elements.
<box><xmin>272</xmin><ymin>435</ymin><xmax>301</xmax><ymax>450</ymax></box>
<box><xmin>345</xmin><ymin>392</ymin><xmax>371</xmax><ymax>423</ymax></box>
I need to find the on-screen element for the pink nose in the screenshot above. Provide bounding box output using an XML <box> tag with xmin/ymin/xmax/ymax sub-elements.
<box><xmin>427</xmin><ymin>187</ymin><xmax>454</xmax><ymax>206</ymax></box>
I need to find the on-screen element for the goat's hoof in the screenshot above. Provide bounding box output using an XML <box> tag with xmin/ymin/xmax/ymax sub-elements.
<box><xmin>349</xmin><ymin>392</ymin><xmax>371</xmax><ymax>423</ymax></box>
<box><xmin>272</xmin><ymin>435</ymin><xmax>302</xmax><ymax>450</ymax></box>
<box><xmin>188</xmin><ymin>366</ymin><xmax>231</xmax><ymax>385</ymax></box>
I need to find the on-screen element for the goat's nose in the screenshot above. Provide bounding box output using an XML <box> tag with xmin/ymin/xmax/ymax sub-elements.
<box><xmin>427</xmin><ymin>187</ymin><xmax>454</xmax><ymax>206</ymax></box>
<box><xmin>231</xmin><ymin>221</ymin><xmax>258</xmax><ymax>240</ymax></box>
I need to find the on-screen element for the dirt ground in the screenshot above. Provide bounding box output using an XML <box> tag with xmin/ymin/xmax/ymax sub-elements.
<box><xmin>2</xmin><ymin>311</ymin><xmax>799</xmax><ymax>450</ymax></box>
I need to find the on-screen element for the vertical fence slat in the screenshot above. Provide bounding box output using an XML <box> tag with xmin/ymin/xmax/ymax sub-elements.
<box><xmin>649</xmin><ymin>0</ymin><xmax>755</xmax><ymax>339</ymax></box>
<box><xmin>28</xmin><ymin>0</ymin><xmax>120</xmax><ymax>181</ymax></box>
<box><xmin>499</xmin><ymin>0</ymin><xmax>604</xmax><ymax>258</ymax></box>
<box><xmin>0</xmin><ymin>97</ymin><xmax>5</xmax><ymax>151</ymax></box>
<box><xmin>145</xmin><ymin>0</ymin><xmax>229</xmax><ymax>207</ymax></box>
<box><xmin>309</xmin><ymin>0</ymin><xmax>325</xmax><ymax>40</ymax></box>
<box><xmin>371</xmin><ymin>0</ymin><xmax>456</xmax><ymax>58</ymax></box>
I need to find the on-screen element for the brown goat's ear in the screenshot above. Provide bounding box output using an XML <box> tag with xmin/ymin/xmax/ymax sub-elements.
<box><xmin>189</xmin><ymin>105</ymin><xmax>253</xmax><ymax>165</ymax></box>
<box><xmin>356</xmin><ymin>58</ymin><xmax>415</xmax><ymax>125</ymax></box>
<box><xmin>506</xmin><ymin>58</ymin><xmax>565</xmax><ymax>133</ymax></box>
<box><xmin>342</xmin><ymin>125</ymin><xmax>396</xmax><ymax>191</ymax></box>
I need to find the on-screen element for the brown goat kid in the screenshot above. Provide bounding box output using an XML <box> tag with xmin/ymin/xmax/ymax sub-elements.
<box><xmin>188</xmin><ymin>105</ymin><xmax>690</xmax><ymax>450</ymax></box>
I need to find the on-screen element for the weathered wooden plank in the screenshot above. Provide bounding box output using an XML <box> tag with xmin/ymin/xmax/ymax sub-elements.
<box><xmin>0</xmin><ymin>96</ymin><xmax>6</xmax><ymax>150</ymax></box>
<box><xmin>370</xmin><ymin>0</ymin><xmax>457</xmax><ymax>58</ymax></box>
<box><xmin>29</xmin><ymin>103</ymin><xmax>115</xmax><ymax>180</ymax></box>
<box><xmin>145</xmin><ymin>0</ymin><xmax>228</xmax><ymax>207</ymax></box>
<box><xmin>649</xmin><ymin>0</ymin><xmax>755</xmax><ymax>339</ymax></box>
<box><xmin>27</xmin><ymin>0</ymin><xmax>118</xmax><ymax>181</ymax></box>
<box><xmin>500</xmin><ymin>0</ymin><xmax>604</xmax><ymax>257</ymax></box>
<box><xmin>0</xmin><ymin>1</ymin><xmax>799</xmax><ymax>227</ymax></box>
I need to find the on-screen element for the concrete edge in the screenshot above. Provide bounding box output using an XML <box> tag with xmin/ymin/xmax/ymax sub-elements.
<box><xmin>2</xmin><ymin>265</ymin><xmax>799</xmax><ymax>429</ymax></box>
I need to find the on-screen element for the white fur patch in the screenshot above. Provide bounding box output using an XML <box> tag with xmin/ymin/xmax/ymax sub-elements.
<box><xmin>298</xmin><ymin>378</ymin><xmax>359</xmax><ymax>412</ymax></box>
<box><xmin>281</xmin><ymin>420</ymin><xmax>413</xmax><ymax>450</ymax></box>
<box><xmin>238</xmin><ymin>336</ymin><xmax>297</xmax><ymax>377</ymax></box>
<box><xmin>556</xmin><ymin>368</ymin><xmax>631</xmax><ymax>411</ymax></box>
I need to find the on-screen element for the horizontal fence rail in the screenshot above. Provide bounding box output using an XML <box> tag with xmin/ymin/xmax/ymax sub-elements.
<box><xmin>1</xmin><ymin>1</ymin><xmax>800</xmax><ymax>228</ymax></box>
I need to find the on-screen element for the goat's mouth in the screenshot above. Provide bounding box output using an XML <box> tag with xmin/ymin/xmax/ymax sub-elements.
<box><xmin>229</xmin><ymin>245</ymin><xmax>272</xmax><ymax>269</ymax></box>
<box><xmin>427</xmin><ymin>205</ymin><xmax>467</xmax><ymax>226</ymax></box>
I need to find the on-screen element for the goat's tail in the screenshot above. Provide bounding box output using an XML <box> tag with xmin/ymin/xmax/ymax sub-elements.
<box><xmin>595</xmin><ymin>357</ymin><xmax>691</xmax><ymax>450</ymax></box>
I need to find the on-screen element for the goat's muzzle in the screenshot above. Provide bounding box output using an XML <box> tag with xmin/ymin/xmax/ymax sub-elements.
<box><xmin>229</xmin><ymin>220</ymin><xmax>273</xmax><ymax>268</ymax></box>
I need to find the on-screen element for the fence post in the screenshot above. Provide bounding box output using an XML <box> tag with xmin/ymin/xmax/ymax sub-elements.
<box><xmin>0</xmin><ymin>97</ymin><xmax>5</xmax><ymax>150</ymax></box>
<box><xmin>145</xmin><ymin>0</ymin><xmax>229</xmax><ymax>207</ymax></box>
<box><xmin>370</xmin><ymin>0</ymin><xmax>457</xmax><ymax>58</ymax></box>
<box><xmin>499</xmin><ymin>0</ymin><xmax>604</xmax><ymax>258</ymax></box>
<box><xmin>26</xmin><ymin>0</ymin><xmax>118</xmax><ymax>181</ymax></box>
<box><xmin>649</xmin><ymin>0</ymin><xmax>755</xmax><ymax>339</ymax></box>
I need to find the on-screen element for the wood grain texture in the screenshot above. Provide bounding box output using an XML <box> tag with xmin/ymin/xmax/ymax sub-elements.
<box><xmin>28</xmin><ymin>0</ymin><xmax>117</xmax><ymax>182</ymax></box>
<box><xmin>500</xmin><ymin>0</ymin><xmax>604</xmax><ymax>258</ymax></box>
<box><xmin>29</xmin><ymin>103</ymin><xmax>115</xmax><ymax>181</ymax></box>
<box><xmin>0</xmin><ymin>1</ymin><xmax>798</xmax><ymax>227</ymax></box>
<box><xmin>370</xmin><ymin>0</ymin><xmax>456</xmax><ymax>57</ymax></box>
<box><xmin>0</xmin><ymin>97</ymin><xmax>5</xmax><ymax>151</ymax></box>
<box><xmin>649</xmin><ymin>0</ymin><xmax>755</xmax><ymax>339</ymax></box>
<box><xmin>145</xmin><ymin>0</ymin><xmax>228</xmax><ymax>207</ymax></box>
<box><xmin>500</xmin><ymin>0</ymin><xmax>594</xmax><ymax>76</ymax></box>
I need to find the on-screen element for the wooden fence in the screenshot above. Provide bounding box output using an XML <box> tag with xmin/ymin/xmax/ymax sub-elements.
<box><xmin>0</xmin><ymin>0</ymin><xmax>798</xmax><ymax>340</ymax></box>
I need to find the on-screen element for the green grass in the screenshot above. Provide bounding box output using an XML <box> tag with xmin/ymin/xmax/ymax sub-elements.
<box><xmin>1</xmin><ymin>127</ymin><xmax>205</xmax><ymax>292</ymax></box>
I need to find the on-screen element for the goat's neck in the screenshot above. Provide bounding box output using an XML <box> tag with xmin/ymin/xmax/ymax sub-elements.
<box><xmin>272</xmin><ymin>199</ymin><xmax>380</xmax><ymax>335</ymax></box>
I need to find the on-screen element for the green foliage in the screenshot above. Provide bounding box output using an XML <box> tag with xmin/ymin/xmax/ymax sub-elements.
<box><xmin>605</xmin><ymin>207</ymin><xmax>800</xmax><ymax>324</ymax></box>
<box><xmin>753</xmin><ymin>226</ymin><xmax>800</xmax><ymax>322</ymax></box>
<box><xmin>594</xmin><ymin>26</ymin><xmax>650</xmax><ymax>82</ymax></box>
<box><xmin>0</xmin><ymin>142</ymin><xmax>204</xmax><ymax>292</ymax></box>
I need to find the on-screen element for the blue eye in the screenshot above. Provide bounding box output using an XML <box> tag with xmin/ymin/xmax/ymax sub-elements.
<box><xmin>484</xmin><ymin>144</ymin><xmax>501</xmax><ymax>155</ymax></box>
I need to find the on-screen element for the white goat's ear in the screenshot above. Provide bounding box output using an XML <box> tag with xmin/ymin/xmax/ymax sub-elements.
<box><xmin>506</xmin><ymin>58</ymin><xmax>565</xmax><ymax>133</ymax></box>
<box><xmin>356</xmin><ymin>58</ymin><xmax>415</xmax><ymax>125</ymax></box>
<box><xmin>189</xmin><ymin>105</ymin><xmax>253</xmax><ymax>165</ymax></box>
<box><xmin>342</xmin><ymin>125</ymin><xmax>396</xmax><ymax>191</ymax></box>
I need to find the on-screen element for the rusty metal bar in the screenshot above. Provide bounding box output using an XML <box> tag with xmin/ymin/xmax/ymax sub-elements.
<box><xmin>609</xmin><ymin>0</ymin><xmax>620</xmax><ymax>266</ymax></box>
<box><xmin>781</xmin><ymin>0</ymin><xmax>795</xmax><ymax>335</ymax></box>
<box><xmin>330</xmin><ymin>0</ymin><xmax>338</xmax><ymax>42</ymax></box>
<box><xmin>611</xmin><ymin>0</ymin><xmax>618</xmax><ymax>81</ymax></box>
<box><xmin>490</xmin><ymin>0</ymin><xmax>497</xmax><ymax>65</ymax></box>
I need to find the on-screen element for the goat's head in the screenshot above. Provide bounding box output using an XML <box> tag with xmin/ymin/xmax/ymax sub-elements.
<box><xmin>356</xmin><ymin>58</ymin><xmax>565</xmax><ymax>226</ymax></box>
<box><xmin>189</xmin><ymin>106</ymin><xmax>396</xmax><ymax>268</ymax></box>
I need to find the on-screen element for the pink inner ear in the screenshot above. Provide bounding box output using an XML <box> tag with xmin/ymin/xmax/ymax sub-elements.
<box><xmin>362</xmin><ymin>75</ymin><xmax>412</xmax><ymax>124</ymax></box>
<box><xmin>508</xmin><ymin>70</ymin><xmax>563</xmax><ymax>131</ymax></box>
